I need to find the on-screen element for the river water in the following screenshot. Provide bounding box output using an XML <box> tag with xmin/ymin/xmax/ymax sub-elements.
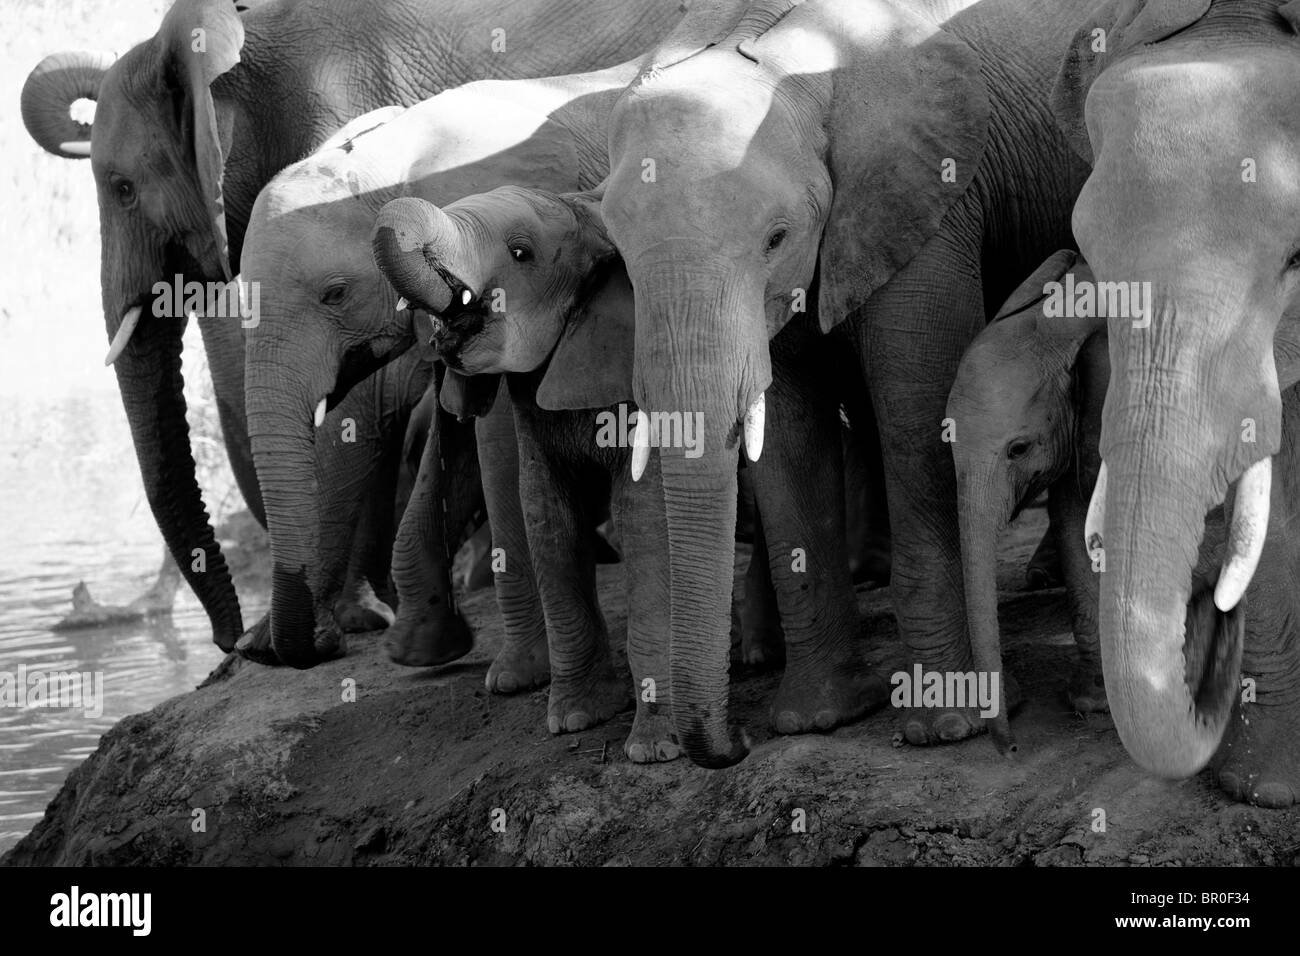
<box><xmin>0</xmin><ymin>391</ymin><xmax>250</xmax><ymax>856</ymax></box>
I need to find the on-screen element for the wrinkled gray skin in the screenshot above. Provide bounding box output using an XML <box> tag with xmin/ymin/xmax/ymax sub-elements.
<box><xmin>599</xmin><ymin>0</ymin><xmax>1092</xmax><ymax>766</ymax></box>
<box><xmin>241</xmin><ymin>49</ymin><xmax>671</xmax><ymax>671</ymax></box>
<box><xmin>373</xmin><ymin>184</ymin><xmax>888</xmax><ymax>759</ymax></box>
<box><xmin>1050</xmin><ymin>0</ymin><xmax>1300</xmax><ymax>801</ymax></box>
<box><xmin>947</xmin><ymin>251</ymin><xmax>1110</xmax><ymax>740</ymax></box>
<box><xmin>19</xmin><ymin>0</ymin><xmax>682</xmax><ymax>658</ymax></box>
<box><xmin>373</xmin><ymin>186</ymin><xmax>683</xmax><ymax>761</ymax></box>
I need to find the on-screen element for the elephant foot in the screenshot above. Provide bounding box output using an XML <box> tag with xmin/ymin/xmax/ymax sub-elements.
<box><xmin>1025</xmin><ymin>530</ymin><xmax>1062</xmax><ymax>590</ymax></box>
<box><xmin>485</xmin><ymin>634</ymin><xmax>550</xmax><ymax>693</ymax></box>
<box><xmin>900</xmin><ymin>672</ymin><xmax>1023</xmax><ymax>746</ymax></box>
<box><xmin>235</xmin><ymin>614</ymin><xmax>280</xmax><ymax>666</ymax></box>
<box><xmin>771</xmin><ymin>657</ymin><xmax>890</xmax><ymax>734</ymax></box>
<box><xmin>384</xmin><ymin>609</ymin><xmax>474</xmax><ymax>668</ymax></box>
<box><xmin>1211</xmin><ymin>689</ymin><xmax>1300</xmax><ymax>808</ymax></box>
<box><xmin>546</xmin><ymin>665</ymin><xmax>631</xmax><ymax>734</ymax></box>
<box><xmin>334</xmin><ymin>583</ymin><xmax>396</xmax><ymax>634</ymax></box>
<box><xmin>1067</xmin><ymin>661</ymin><xmax>1109</xmax><ymax>713</ymax></box>
<box><xmin>739</xmin><ymin>621</ymin><xmax>785</xmax><ymax>669</ymax></box>
<box><xmin>625</xmin><ymin>709</ymin><xmax>682</xmax><ymax>763</ymax></box>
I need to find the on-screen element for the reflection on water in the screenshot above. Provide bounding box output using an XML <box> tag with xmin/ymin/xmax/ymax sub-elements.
<box><xmin>0</xmin><ymin>393</ymin><xmax>260</xmax><ymax>855</ymax></box>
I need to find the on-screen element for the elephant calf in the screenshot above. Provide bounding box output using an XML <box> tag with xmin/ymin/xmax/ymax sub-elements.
<box><xmin>946</xmin><ymin>250</ymin><xmax>1109</xmax><ymax>745</ymax></box>
<box><xmin>375</xmin><ymin>187</ymin><xmax>680</xmax><ymax>761</ymax></box>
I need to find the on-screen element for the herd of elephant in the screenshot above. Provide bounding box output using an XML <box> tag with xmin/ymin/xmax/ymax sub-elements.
<box><xmin>22</xmin><ymin>0</ymin><xmax>1300</xmax><ymax>805</ymax></box>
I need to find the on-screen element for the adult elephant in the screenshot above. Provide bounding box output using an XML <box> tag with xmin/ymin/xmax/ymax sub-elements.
<box><xmin>599</xmin><ymin>0</ymin><xmax>1095</xmax><ymax>766</ymax></box>
<box><xmin>19</xmin><ymin>0</ymin><xmax>683</xmax><ymax>653</ymax></box>
<box><xmin>240</xmin><ymin>48</ymin><xmax>647</xmax><ymax>670</ymax></box>
<box><xmin>1050</xmin><ymin>0</ymin><xmax>1300</xmax><ymax>801</ymax></box>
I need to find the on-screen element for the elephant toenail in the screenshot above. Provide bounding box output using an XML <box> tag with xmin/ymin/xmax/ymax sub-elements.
<box><xmin>1251</xmin><ymin>782</ymin><xmax>1296</xmax><ymax>808</ymax></box>
<box><xmin>903</xmin><ymin>721</ymin><xmax>929</xmax><ymax>746</ymax></box>
<box><xmin>1217</xmin><ymin>770</ymin><xmax>1246</xmax><ymax>800</ymax></box>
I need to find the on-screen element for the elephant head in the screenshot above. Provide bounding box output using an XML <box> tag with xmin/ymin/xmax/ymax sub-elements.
<box><xmin>947</xmin><ymin>250</ymin><xmax>1109</xmax><ymax>747</ymax></box>
<box><xmin>241</xmin><ymin>88</ymin><xmax>590</xmax><ymax>666</ymax></box>
<box><xmin>20</xmin><ymin>0</ymin><xmax>250</xmax><ymax>650</ymax></box>
<box><xmin>371</xmin><ymin>186</ymin><xmax>632</xmax><ymax>407</ymax></box>
<box><xmin>599</xmin><ymin>0</ymin><xmax>989</xmax><ymax>765</ymax></box>
<box><xmin>1050</xmin><ymin>0</ymin><xmax>1300</xmax><ymax>777</ymax></box>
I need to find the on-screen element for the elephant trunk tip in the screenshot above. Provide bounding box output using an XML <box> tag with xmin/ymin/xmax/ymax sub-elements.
<box><xmin>680</xmin><ymin>723</ymin><xmax>751</xmax><ymax>770</ymax></box>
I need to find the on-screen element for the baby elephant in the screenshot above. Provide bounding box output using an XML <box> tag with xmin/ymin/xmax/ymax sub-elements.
<box><xmin>374</xmin><ymin>186</ymin><xmax>679</xmax><ymax>762</ymax></box>
<box><xmin>947</xmin><ymin>250</ymin><xmax>1111</xmax><ymax>746</ymax></box>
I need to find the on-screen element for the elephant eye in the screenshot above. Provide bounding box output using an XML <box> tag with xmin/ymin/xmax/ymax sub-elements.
<box><xmin>321</xmin><ymin>284</ymin><xmax>348</xmax><ymax>306</ymax></box>
<box><xmin>764</xmin><ymin>228</ymin><xmax>788</xmax><ymax>254</ymax></box>
<box><xmin>1287</xmin><ymin>247</ymin><xmax>1300</xmax><ymax>272</ymax></box>
<box><xmin>509</xmin><ymin>243</ymin><xmax>533</xmax><ymax>263</ymax></box>
<box><xmin>112</xmin><ymin>177</ymin><xmax>136</xmax><ymax>207</ymax></box>
<box><xmin>1006</xmin><ymin>438</ymin><xmax>1033</xmax><ymax>461</ymax></box>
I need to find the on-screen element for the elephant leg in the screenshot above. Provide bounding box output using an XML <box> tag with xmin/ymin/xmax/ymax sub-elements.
<box><xmin>840</xmin><ymin>381</ymin><xmax>891</xmax><ymax>588</ymax></box>
<box><xmin>858</xmin><ymin>230</ymin><xmax>1004</xmax><ymax>745</ymax></box>
<box><xmin>738</xmin><ymin>510</ymin><xmax>784</xmax><ymax>668</ymax></box>
<box><xmin>614</xmin><ymin>453</ymin><xmax>679</xmax><ymax>762</ymax></box>
<box><xmin>1025</xmin><ymin>518</ymin><xmax>1063</xmax><ymax>590</ymax></box>
<box><xmin>479</xmin><ymin>394</ymin><xmax>550</xmax><ymax>692</ymax></box>
<box><xmin>514</xmin><ymin>413</ymin><xmax>626</xmax><ymax>730</ymax></box>
<box><xmin>385</xmin><ymin>396</ymin><xmax>478</xmax><ymax>667</ymax></box>
<box><xmin>1211</xmin><ymin>392</ymin><xmax>1300</xmax><ymax>808</ymax></box>
<box><xmin>1049</xmin><ymin>475</ymin><xmax>1106</xmax><ymax>713</ymax></box>
<box><xmin>749</xmin><ymin>333</ymin><xmax>889</xmax><ymax>735</ymax></box>
<box><xmin>334</xmin><ymin>437</ymin><xmax>398</xmax><ymax>633</ymax></box>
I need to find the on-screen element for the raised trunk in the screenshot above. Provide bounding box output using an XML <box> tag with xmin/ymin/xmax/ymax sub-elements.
<box><xmin>956</xmin><ymin>477</ymin><xmax>1013</xmax><ymax>751</ymax></box>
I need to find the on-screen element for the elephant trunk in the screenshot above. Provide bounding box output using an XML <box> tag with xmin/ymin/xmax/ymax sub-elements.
<box><xmin>955</xmin><ymin>469</ymin><xmax>1014</xmax><ymax>752</ymax></box>
<box><xmin>631</xmin><ymin>249</ymin><xmax>770</xmax><ymax>769</ymax></box>
<box><xmin>1095</xmin><ymin>292</ymin><xmax>1278</xmax><ymax>777</ymax></box>
<box><xmin>246</xmin><ymin>331</ymin><xmax>335</xmax><ymax>668</ymax></box>
<box><xmin>106</xmin><ymin>230</ymin><xmax>242</xmax><ymax>651</ymax></box>
<box><xmin>21</xmin><ymin>50</ymin><xmax>115</xmax><ymax>157</ymax></box>
<box><xmin>371</xmin><ymin>198</ymin><xmax>476</xmax><ymax>314</ymax></box>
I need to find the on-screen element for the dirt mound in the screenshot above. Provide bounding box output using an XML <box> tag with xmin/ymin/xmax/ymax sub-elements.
<box><xmin>5</xmin><ymin>509</ymin><xmax>1298</xmax><ymax>866</ymax></box>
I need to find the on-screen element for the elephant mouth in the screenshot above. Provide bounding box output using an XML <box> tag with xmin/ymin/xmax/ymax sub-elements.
<box><xmin>421</xmin><ymin>285</ymin><xmax>490</xmax><ymax>370</ymax></box>
<box><xmin>1182</xmin><ymin>571</ymin><xmax>1244</xmax><ymax>724</ymax></box>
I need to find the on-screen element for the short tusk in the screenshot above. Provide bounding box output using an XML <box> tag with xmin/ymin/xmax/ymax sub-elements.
<box><xmin>631</xmin><ymin>409</ymin><xmax>651</xmax><ymax>482</ymax></box>
<box><xmin>461</xmin><ymin>288</ymin><xmax>473</xmax><ymax>307</ymax></box>
<box><xmin>395</xmin><ymin>296</ymin><xmax>408</xmax><ymax>312</ymax></box>
<box><xmin>59</xmin><ymin>141</ymin><xmax>92</xmax><ymax>157</ymax></box>
<box><xmin>743</xmin><ymin>392</ymin><xmax>765</xmax><ymax>462</ymax></box>
<box><xmin>104</xmin><ymin>305</ymin><xmax>142</xmax><ymax>365</ymax></box>
<box><xmin>1215</xmin><ymin>456</ymin><xmax>1272</xmax><ymax>612</ymax></box>
<box><xmin>1084</xmin><ymin>460</ymin><xmax>1107</xmax><ymax>558</ymax></box>
<box><xmin>233</xmin><ymin>273</ymin><xmax>248</xmax><ymax>316</ymax></box>
<box><xmin>314</xmin><ymin>398</ymin><xmax>328</xmax><ymax>428</ymax></box>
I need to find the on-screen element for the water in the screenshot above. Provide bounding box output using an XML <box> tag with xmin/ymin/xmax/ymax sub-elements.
<box><xmin>0</xmin><ymin>392</ymin><xmax>253</xmax><ymax>855</ymax></box>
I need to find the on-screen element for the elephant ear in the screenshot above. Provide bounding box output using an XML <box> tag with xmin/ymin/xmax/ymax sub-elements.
<box><xmin>439</xmin><ymin>369</ymin><xmax>502</xmax><ymax>420</ymax></box>
<box><xmin>537</xmin><ymin>192</ymin><xmax>636</xmax><ymax>412</ymax></box>
<box><xmin>155</xmin><ymin>0</ymin><xmax>245</xmax><ymax>280</ymax></box>
<box><xmin>814</xmin><ymin>3</ymin><xmax>990</xmax><ymax>331</ymax></box>
<box><xmin>993</xmin><ymin>249</ymin><xmax>1083</xmax><ymax>322</ymax></box>
<box><xmin>1050</xmin><ymin>0</ymin><xmax>1211</xmax><ymax>164</ymax></box>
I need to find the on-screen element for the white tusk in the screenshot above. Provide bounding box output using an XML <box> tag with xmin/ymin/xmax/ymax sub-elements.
<box><xmin>1215</xmin><ymin>456</ymin><xmax>1272</xmax><ymax>612</ymax></box>
<box><xmin>1084</xmin><ymin>460</ymin><xmax>1107</xmax><ymax>558</ymax></box>
<box><xmin>314</xmin><ymin>398</ymin><xmax>328</xmax><ymax>428</ymax></box>
<box><xmin>232</xmin><ymin>273</ymin><xmax>248</xmax><ymax>316</ymax></box>
<box><xmin>104</xmin><ymin>305</ymin><xmax>142</xmax><ymax>365</ymax></box>
<box><xmin>461</xmin><ymin>289</ymin><xmax>473</xmax><ymax>306</ymax></box>
<box><xmin>59</xmin><ymin>141</ymin><xmax>92</xmax><ymax>157</ymax></box>
<box><xmin>630</xmin><ymin>409</ymin><xmax>651</xmax><ymax>482</ymax></box>
<box><xmin>743</xmin><ymin>392</ymin><xmax>765</xmax><ymax>462</ymax></box>
<box><xmin>395</xmin><ymin>296</ymin><xmax>408</xmax><ymax>312</ymax></box>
